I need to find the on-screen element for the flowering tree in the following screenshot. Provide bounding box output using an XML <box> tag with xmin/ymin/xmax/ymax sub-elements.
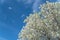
<box><xmin>18</xmin><ymin>1</ymin><xmax>60</xmax><ymax>40</ymax></box>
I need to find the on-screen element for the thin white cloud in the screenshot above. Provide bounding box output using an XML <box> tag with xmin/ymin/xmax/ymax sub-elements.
<box><xmin>17</xmin><ymin>0</ymin><xmax>42</xmax><ymax>12</ymax></box>
<box><xmin>57</xmin><ymin>0</ymin><xmax>60</xmax><ymax>2</ymax></box>
<box><xmin>8</xmin><ymin>7</ymin><xmax>12</xmax><ymax>10</ymax></box>
<box><xmin>27</xmin><ymin>0</ymin><xmax>32</xmax><ymax>3</ymax></box>
<box><xmin>0</xmin><ymin>37</ymin><xmax>7</xmax><ymax>40</ymax></box>
<box><xmin>32</xmin><ymin>0</ymin><xmax>41</xmax><ymax>12</ymax></box>
<box><xmin>0</xmin><ymin>21</ymin><xmax>17</xmax><ymax>33</ymax></box>
<box><xmin>21</xmin><ymin>14</ymin><xmax>25</xmax><ymax>17</ymax></box>
<box><xmin>17</xmin><ymin>0</ymin><xmax>21</xmax><ymax>2</ymax></box>
<box><xmin>25</xmin><ymin>0</ymin><xmax>33</xmax><ymax>4</ymax></box>
<box><xmin>17</xmin><ymin>0</ymin><xmax>33</xmax><ymax>4</ymax></box>
<box><xmin>0</xmin><ymin>0</ymin><xmax>5</xmax><ymax>4</ymax></box>
<box><xmin>24</xmin><ymin>0</ymin><xmax>41</xmax><ymax>12</ymax></box>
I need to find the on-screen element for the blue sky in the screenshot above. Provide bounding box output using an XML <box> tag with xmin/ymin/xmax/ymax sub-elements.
<box><xmin>0</xmin><ymin>0</ymin><xmax>58</xmax><ymax>40</ymax></box>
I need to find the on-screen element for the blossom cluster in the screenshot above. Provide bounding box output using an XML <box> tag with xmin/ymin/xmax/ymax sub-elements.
<box><xmin>18</xmin><ymin>1</ymin><xmax>60</xmax><ymax>40</ymax></box>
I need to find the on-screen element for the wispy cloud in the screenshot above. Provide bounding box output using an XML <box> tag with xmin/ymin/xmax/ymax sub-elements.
<box><xmin>32</xmin><ymin>0</ymin><xmax>41</xmax><ymax>12</ymax></box>
<box><xmin>17</xmin><ymin>0</ymin><xmax>46</xmax><ymax>12</ymax></box>
<box><xmin>57</xmin><ymin>0</ymin><xmax>60</xmax><ymax>2</ymax></box>
<box><xmin>0</xmin><ymin>37</ymin><xmax>7</xmax><ymax>40</ymax></box>
<box><xmin>17</xmin><ymin>0</ymin><xmax>58</xmax><ymax>12</ymax></box>
<box><xmin>17</xmin><ymin>0</ymin><xmax>33</xmax><ymax>4</ymax></box>
<box><xmin>0</xmin><ymin>21</ymin><xmax>18</xmax><ymax>33</ymax></box>
<box><xmin>0</xmin><ymin>0</ymin><xmax>5</xmax><ymax>4</ymax></box>
<box><xmin>21</xmin><ymin>14</ymin><xmax>25</xmax><ymax>17</ymax></box>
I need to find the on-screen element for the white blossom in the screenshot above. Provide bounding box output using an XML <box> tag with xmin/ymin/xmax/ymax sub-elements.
<box><xmin>18</xmin><ymin>1</ymin><xmax>60</xmax><ymax>40</ymax></box>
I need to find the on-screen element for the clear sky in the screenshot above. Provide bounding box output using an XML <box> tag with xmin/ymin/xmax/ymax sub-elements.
<box><xmin>0</xmin><ymin>0</ymin><xmax>58</xmax><ymax>40</ymax></box>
